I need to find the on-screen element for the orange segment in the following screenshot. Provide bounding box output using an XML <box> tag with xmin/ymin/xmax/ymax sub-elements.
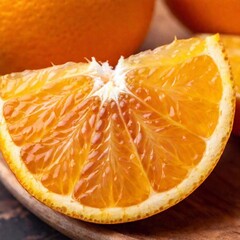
<box><xmin>119</xmin><ymin>94</ymin><xmax>206</xmax><ymax>192</ymax></box>
<box><xmin>125</xmin><ymin>37</ymin><xmax>206</xmax><ymax>67</ymax></box>
<box><xmin>21</xmin><ymin>97</ymin><xmax>100</xmax><ymax>194</ymax></box>
<box><xmin>3</xmin><ymin>75</ymin><xmax>93</xmax><ymax>145</ymax></box>
<box><xmin>0</xmin><ymin>35</ymin><xmax>235</xmax><ymax>223</ymax></box>
<box><xmin>74</xmin><ymin>100</ymin><xmax>150</xmax><ymax>208</ymax></box>
<box><xmin>0</xmin><ymin>62</ymin><xmax>89</xmax><ymax>100</ymax></box>
<box><xmin>126</xmin><ymin>55</ymin><xmax>222</xmax><ymax>137</ymax></box>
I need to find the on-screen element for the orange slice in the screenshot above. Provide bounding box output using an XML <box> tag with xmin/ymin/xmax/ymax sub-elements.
<box><xmin>218</xmin><ymin>34</ymin><xmax>240</xmax><ymax>135</ymax></box>
<box><xmin>0</xmin><ymin>35</ymin><xmax>235</xmax><ymax>223</ymax></box>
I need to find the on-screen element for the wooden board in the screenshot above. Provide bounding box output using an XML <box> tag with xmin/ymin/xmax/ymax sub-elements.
<box><xmin>0</xmin><ymin>1</ymin><xmax>240</xmax><ymax>239</ymax></box>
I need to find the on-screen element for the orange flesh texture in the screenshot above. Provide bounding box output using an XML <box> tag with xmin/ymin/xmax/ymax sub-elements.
<box><xmin>1</xmin><ymin>40</ymin><xmax>222</xmax><ymax>208</ymax></box>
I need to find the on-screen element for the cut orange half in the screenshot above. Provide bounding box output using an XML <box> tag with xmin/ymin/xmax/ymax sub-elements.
<box><xmin>219</xmin><ymin>34</ymin><xmax>240</xmax><ymax>135</ymax></box>
<box><xmin>0</xmin><ymin>35</ymin><xmax>235</xmax><ymax>223</ymax></box>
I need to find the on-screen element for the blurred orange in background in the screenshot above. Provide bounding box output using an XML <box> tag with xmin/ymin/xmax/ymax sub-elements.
<box><xmin>0</xmin><ymin>0</ymin><xmax>154</xmax><ymax>75</ymax></box>
<box><xmin>220</xmin><ymin>35</ymin><xmax>240</xmax><ymax>135</ymax></box>
<box><xmin>164</xmin><ymin>0</ymin><xmax>240</xmax><ymax>34</ymax></box>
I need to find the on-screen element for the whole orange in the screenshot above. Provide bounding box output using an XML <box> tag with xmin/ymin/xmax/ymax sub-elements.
<box><xmin>0</xmin><ymin>0</ymin><xmax>154</xmax><ymax>75</ymax></box>
<box><xmin>164</xmin><ymin>0</ymin><xmax>240</xmax><ymax>34</ymax></box>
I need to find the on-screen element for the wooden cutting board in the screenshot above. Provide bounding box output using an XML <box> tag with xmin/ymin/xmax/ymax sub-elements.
<box><xmin>0</xmin><ymin>1</ymin><xmax>240</xmax><ymax>239</ymax></box>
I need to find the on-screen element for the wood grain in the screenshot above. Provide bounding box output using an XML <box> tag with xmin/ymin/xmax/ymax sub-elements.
<box><xmin>0</xmin><ymin>1</ymin><xmax>240</xmax><ymax>239</ymax></box>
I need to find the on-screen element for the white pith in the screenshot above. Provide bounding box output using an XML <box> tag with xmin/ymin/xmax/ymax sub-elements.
<box><xmin>88</xmin><ymin>57</ymin><xmax>131</xmax><ymax>103</ymax></box>
<box><xmin>0</xmin><ymin>35</ymin><xmax>235</xmax><ymax>223</ymax></box>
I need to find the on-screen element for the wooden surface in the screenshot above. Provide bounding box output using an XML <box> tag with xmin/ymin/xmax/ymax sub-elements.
<box><xmin>0</xmin><ymin>1</ymin><xmax>240</xmax><ymax>239</ymax></box>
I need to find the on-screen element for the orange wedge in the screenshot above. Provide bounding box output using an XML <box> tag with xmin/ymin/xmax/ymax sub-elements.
<box><xmin>0</xmin><ymin>35</ymin><xmax>235</xmax><ymax>223</ymax></box>
<box><xmin>218</xmin><ymin>35</ymin><xmax>240</xmax><ymax>135</ymax></box>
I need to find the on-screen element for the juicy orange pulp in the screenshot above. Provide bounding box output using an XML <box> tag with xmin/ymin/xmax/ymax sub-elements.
<box><xmin>2</xmin><ymin>54</ymin><xmax>222</xmax><ymax>208</ymax></box>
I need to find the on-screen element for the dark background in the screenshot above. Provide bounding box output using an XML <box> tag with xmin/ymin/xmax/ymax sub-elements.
<box><xmin>0</xmin><ymin>182</ymin><xmax>68</xmax><ymax>240</ymax></box>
